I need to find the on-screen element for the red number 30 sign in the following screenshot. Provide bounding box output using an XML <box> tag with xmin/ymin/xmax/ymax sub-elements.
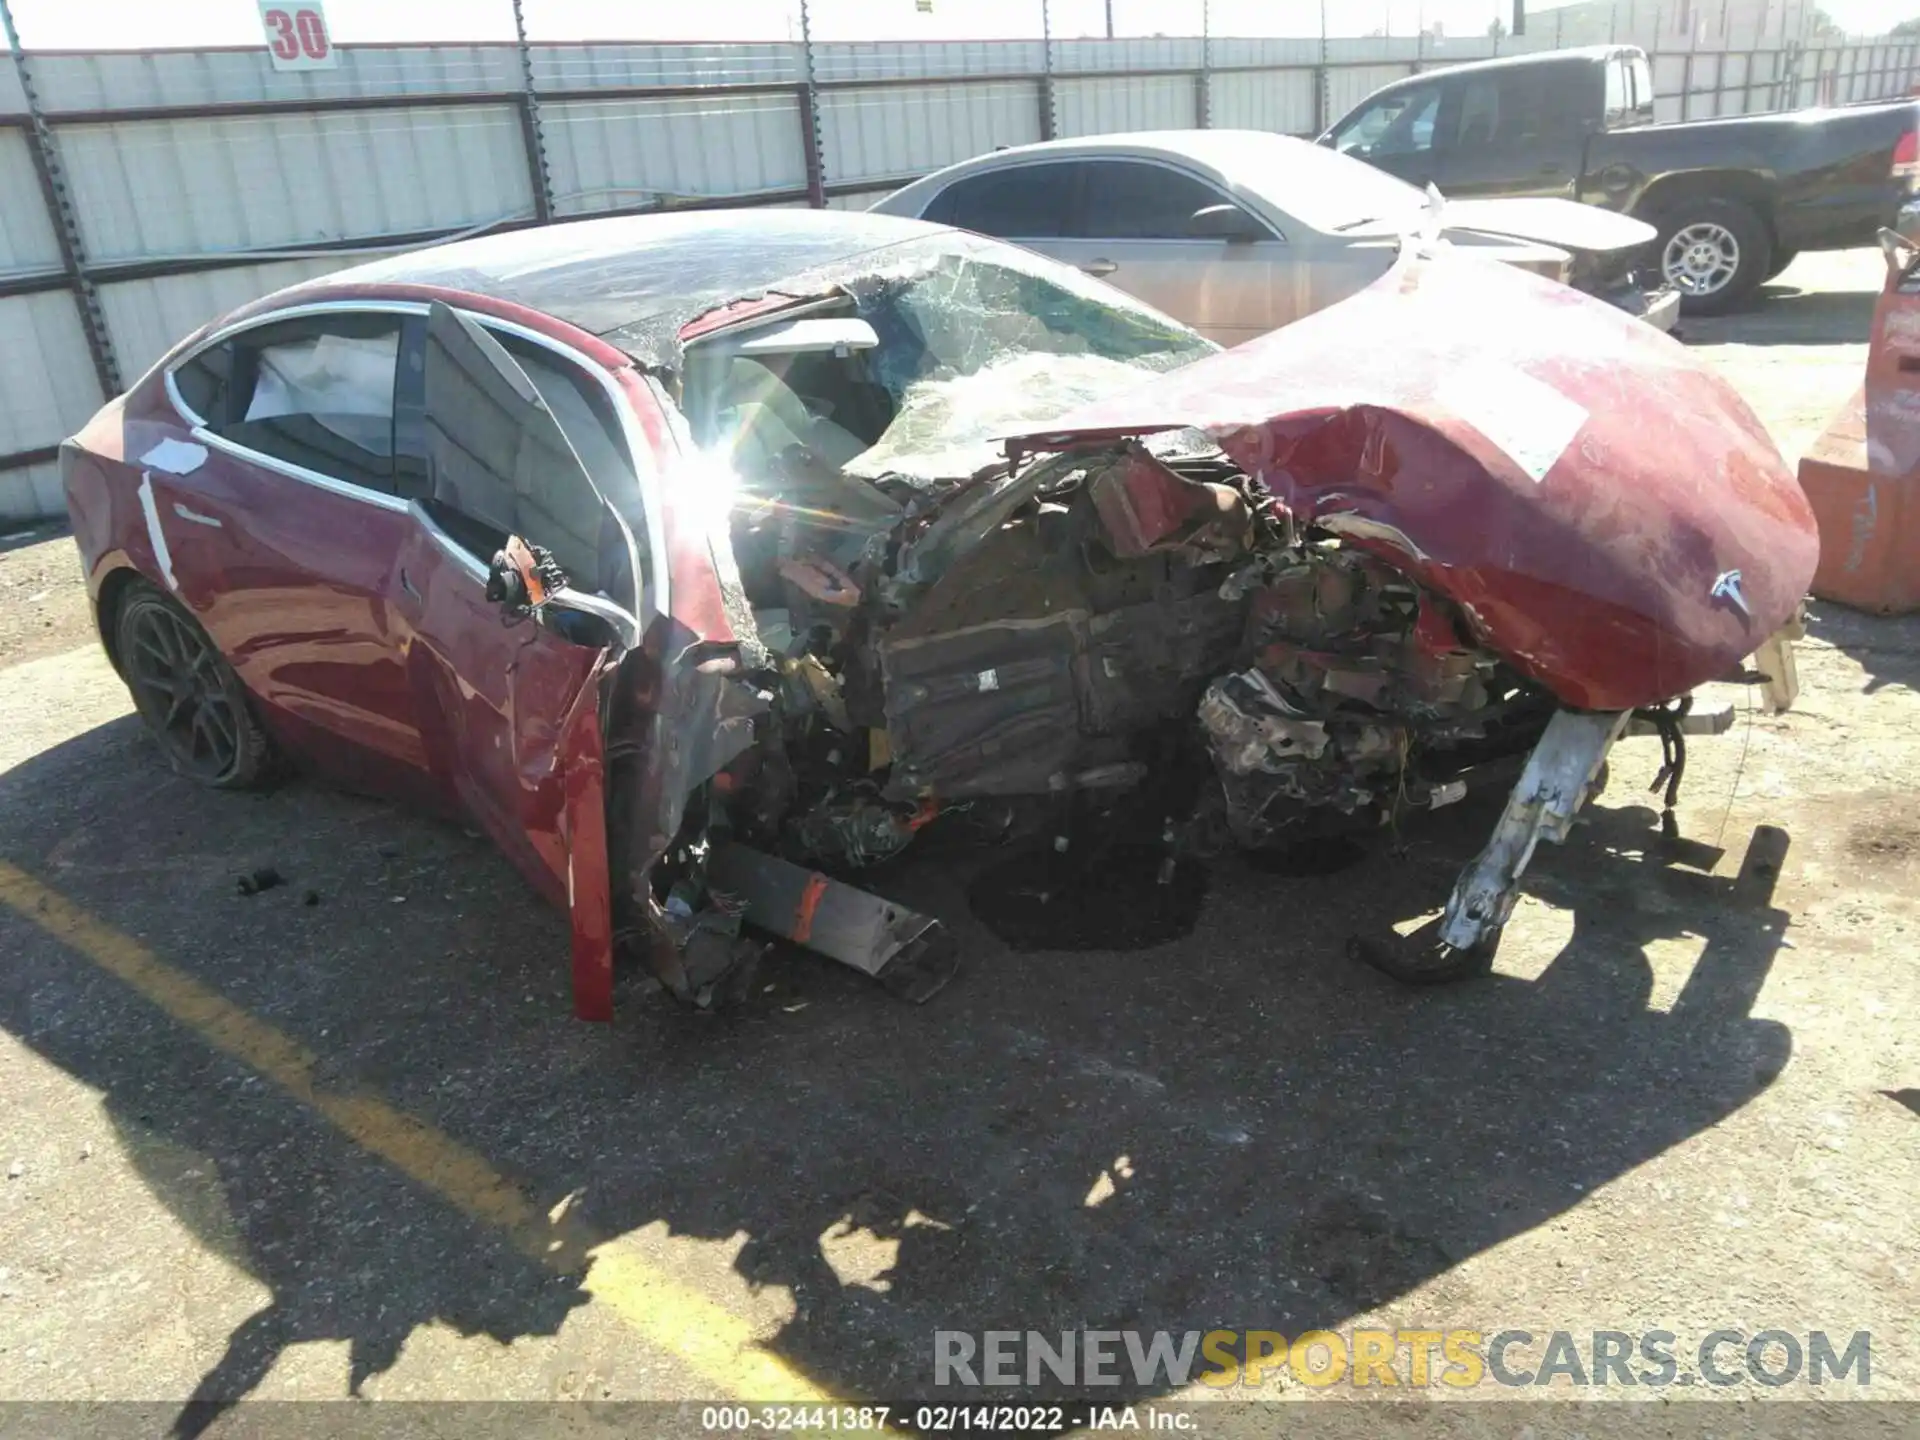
<box><xmin>257</xmin><ymin>1</ymin><xmax>338</xmax><ymax>71</ymax></box>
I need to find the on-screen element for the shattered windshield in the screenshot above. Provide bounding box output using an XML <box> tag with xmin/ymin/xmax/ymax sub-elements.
<box><xmin>704</xmin><ymin>241</ymin><xmax>1215</xmax><ymax>489</ymax></box>
<box><xmin>843</xmin><ymin>251</ymin><xmax>1212</xmax><ymax>480</ymax></box>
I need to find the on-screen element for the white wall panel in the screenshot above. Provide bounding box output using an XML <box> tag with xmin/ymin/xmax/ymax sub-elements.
<box><xmin>0</xmin><ymin>460</ymin><xmax>65</xmax><ymax>525</ymax></box>
<box><xmin>1210</xmin><ymin>39</ymin><xmax>1323</xmax><ymax>67</ymax></box>
<box><xmin>814</xmin><ymin>41</ymin><xmax>1045</xmax><ymax>83</ymax></box>
<box><xmin>29</xmin><ymin>47</ymin><xmax>523</xmax><ymax>112</ymax></box>
<box><xmin>1055</xmin><ymin>38</ymin><xmax>1205</xmax><ymax>72</ymax></box>
<box><xmin>544</xmin><ymin>92</ymin><xmax>807</xmax><ymax>213</ymax></box>
<box><xmin>98</xmin><ymin>257</ymin><xmax>361</xmax><ymax>380</ymax></box>
<box><xmin>1324</xmin><ymin>38</ymin><xmax>1430</xmax><ymax>64</ymax></box>
<box><xmin>0</xmin><ymin>131</ymin><xmax>62</xmax><ymax>279</ymax></box>
<box><xmin>1722</xmin><ymin>52</ymin><xmax>1751</xmax><ymax>105</ymax></box>
<box><xmin>531</xmin><ymin>43</ymin><xmax>801</xmax><ymax>91</ymax></box>
<box><xmin>1208</xmin><ymin>69</ymin><xmax>1318</xmax><ymax>135</ymax></box>
<box><xmin>1055</xmin><ymin>75</ymin><xmax>1199</xmax><ymax>138</ymax></box>
<box><xmin>821</xmin><ymin>80</ymin><xmax>1043</xmax><ymax>186</ymax></box>
<box><xmin>0</xmin><ymin>291</ymin><xmax>102</xmax><ymax>452</ymax></box>
<box><xmin>58</xmin><ymin>105</ymin><xmax>530</xmax><ymax>262</ymax></box>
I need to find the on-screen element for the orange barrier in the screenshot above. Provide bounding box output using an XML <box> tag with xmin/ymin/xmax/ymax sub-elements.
<box><xmin>1797</xmin><ymin>232</ymin><xmax>1920</xmax><ymax>614</ymax></box>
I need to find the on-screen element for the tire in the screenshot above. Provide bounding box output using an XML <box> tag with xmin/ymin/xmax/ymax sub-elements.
<box><xmin>114</xmin><ymin>582</ymin><xmax>277</xmax><ymax>789</ymax></box>
<box><xmin>1764</xmin><ymin>247</ymin><xmax>1799</xmax><ymax>282</ymax></box>
<box><xmin>1653</xmin><ymin>196</ymin><xmax>1772</xmax><ymax>317</ymax></box>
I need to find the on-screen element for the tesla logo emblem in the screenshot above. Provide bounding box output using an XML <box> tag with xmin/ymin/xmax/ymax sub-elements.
<box><xmin>1711</xmin><ymin>569</ymin><xmax>1750</xmax><ymax>617</ymax></box>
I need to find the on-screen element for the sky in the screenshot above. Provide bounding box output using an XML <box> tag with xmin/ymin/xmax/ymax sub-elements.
<box><xmin>4</xmin><ymin>0</ymin><xmax>1912</xmax><ymax>48</ymax></box>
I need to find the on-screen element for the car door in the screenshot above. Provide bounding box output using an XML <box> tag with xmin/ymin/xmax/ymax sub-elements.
<box><xmin>1428</xmin><ymin>62</ymin><xmax>1593</xmax><ymax>199</ymax></box>
<box><xmin>160</xmin><ymin>308</ymin><xmax>441</xmax><ymax>801</ymax></box>
<box><xmin>1325</xmin><ymin>80</ymin><xmax>1444</xmax><ymax>188</ymax></box>
<box><xmin>387</xmin><ymin>303</ymin><xmax>640</xmax><ymax>955</ymax></box>
<box><xmin>1055</xmin><ymin>158</ymin><xmax>1293</xmax><ymax>346</ymax></box>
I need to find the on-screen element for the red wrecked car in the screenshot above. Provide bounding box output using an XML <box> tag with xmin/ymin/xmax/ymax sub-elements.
<box><xmin>61</xmin><ymin>211</ymin><xmax>1815</xmax><ymax>1016</ymax></box>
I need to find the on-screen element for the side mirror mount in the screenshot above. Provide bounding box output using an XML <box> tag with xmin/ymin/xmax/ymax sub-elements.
<box><xmin>486</xmin><ymin>534</ymin><xmax>563</xmax><ymax>614</ymax></box>
<box><xmin>1188</xmin><ymin>203</ymin><xmax>1266</xmax><ymax>244</ymax></box>
<box><xmin>487</xmin><ymin>535</ymin><xmax>638</xmax><ymax>649</ymax></box>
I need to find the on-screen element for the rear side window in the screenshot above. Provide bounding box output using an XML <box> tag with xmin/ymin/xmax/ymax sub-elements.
<box><xmin>170</xmin><ymin>344</ymin><xmax>231</xmax><ymax>422</ymax></box>
<box><xmin>186</xmin><ymin>312</ymin><xmax>404</xmax><ymax>496</ymax></box>
<box><xmin>1443</xmin><ymin>63</ymin><xmax>1591</xmax><ymax>150</ymax></box>
<box><xmin>1494</xmin><ymin>66</ymin><xmax>1591</xmax><ymax>143</ymax></box>
<box><xmin>925</xmin><ymin>163</ymin><xmax>1078</xmax><ymax>238</ymax></box>
<box><xmin>1077</xmin><ymin>160</ymin><xmax>1265</xmax><ymax>240</ymax></box>
<box><xmin>1447</xmin><ymin>76</ymin><xmax>1503</xmax><ymax>149</ymax></box>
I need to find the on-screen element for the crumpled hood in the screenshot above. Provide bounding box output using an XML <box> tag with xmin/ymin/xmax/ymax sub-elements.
<box><xmin>1004</xmin><ymin>247</ymin><xmax>1817</xmax><ymax>712</ymax></box>
<box><xmin>1438</xmin><ymin>196</ymin><xmax>1657</xmax><ymax>257</ymax></box>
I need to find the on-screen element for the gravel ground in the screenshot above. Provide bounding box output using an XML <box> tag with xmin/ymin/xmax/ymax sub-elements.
<box><xmin>0</xmin><ymin>250</ymin><xmax>1913</xmax><ymax>1422</ymax></box>
<box><xmin>0</xmin><ymin>523</ymin><xmax>93</xmax><ymax>669</ymax></box>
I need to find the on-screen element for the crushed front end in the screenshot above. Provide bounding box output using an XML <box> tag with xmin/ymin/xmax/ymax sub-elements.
<box><xmin>609</xmin><ymin>241</ymin><xmax>1816</xmax><ymax>1007</ymax></box>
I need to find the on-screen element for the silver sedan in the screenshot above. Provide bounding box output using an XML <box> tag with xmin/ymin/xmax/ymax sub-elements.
<box><xmin>871</xmin><ymin>129</ymin><xmax>1675</xmax><ymax>346</ymax></box>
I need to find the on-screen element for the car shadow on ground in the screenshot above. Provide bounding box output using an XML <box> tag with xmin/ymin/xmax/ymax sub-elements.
<box><xmin>0</xmin><ymin>717</ymin><xmax>1794</xmax><ymax>1424</ymax></box>
<box><xmin>1806</xmin><ymin>601</ymin><xmax>1920</xmax><ymax>694</ymax></box>
<box><xmin>0</xmin><ymin>521</ymin><xmax>64</xmax><ymax>556</ymax></box>
<box><xmin>1684</xmin><ymin>282</ymin><xmax>1877</xmax><ymax>347</ymax></box>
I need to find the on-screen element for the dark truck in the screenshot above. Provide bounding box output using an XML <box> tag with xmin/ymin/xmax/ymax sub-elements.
<box><xmin>1319</xmin><ymin>44</ymin><xmax>1920</xmax><ymax>313</ymax></box>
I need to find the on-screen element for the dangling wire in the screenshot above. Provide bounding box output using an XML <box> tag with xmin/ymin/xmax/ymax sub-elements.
<box><xmin>1634</xmin><ymin>695</ymin><xmax>1691</xmax><ymax>842</ymax></box>
<box><xmin>1715</xmin><ymin>683</ymin><xmax>1758</xmax><ymax>850</ymax></box>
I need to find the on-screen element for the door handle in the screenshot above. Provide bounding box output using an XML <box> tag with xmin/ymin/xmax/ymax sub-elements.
<box><xmin>399</xmin><ymin>567</ymin><xmax>421</xmax><ymax>602</ymax></box>
<box><xmin>1081</xmin><ymin>259</ymin><xmax>1119</xmax><ymax>276</ymax></box>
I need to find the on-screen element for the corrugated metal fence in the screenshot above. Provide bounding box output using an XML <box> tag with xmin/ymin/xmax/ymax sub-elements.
<box><xmin>3</xmin><ymin>19</ymin><xmax>1919</xmax><ymax>521</ymax></box>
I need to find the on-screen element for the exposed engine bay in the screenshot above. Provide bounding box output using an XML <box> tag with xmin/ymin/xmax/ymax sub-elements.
<box><xmin>627</xmin><ymin>423</ymin><xmax>1570</xmax><ymax>1004</ymax></box>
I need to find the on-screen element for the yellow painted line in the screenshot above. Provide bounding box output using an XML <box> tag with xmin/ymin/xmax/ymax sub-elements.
<box><xmin>0</xmin><ymin>859</ymin><xmax>833</xmax><ymax>1403</ymax></box>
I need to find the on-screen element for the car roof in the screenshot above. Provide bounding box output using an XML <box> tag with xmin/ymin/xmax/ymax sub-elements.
<box><xmin>264</xmin><ymin>208</ymin><xmax>950</xmax><ymax>364</ymax></box>
<box><xmin>914</xmin><ymin>129</ymin><xmax>1322</xmax><ymax>174</ymax></box>
<box><xmin>1359</xmin><ymin>44</ymin><xmax>1625</xmax><ymax>95</ymax></box>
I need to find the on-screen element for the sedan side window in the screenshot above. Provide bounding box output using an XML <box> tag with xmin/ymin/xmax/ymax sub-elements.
<box><xmin>925</xmin><ymin>163</ymin><xmax>1078</xmax><ymax>238</ymax></box>
<box><xmin>193</xmin><ymin>312</ymin><xmax>404</xmax><ymax>496</ymax></box>
<box><xmin>1076</xmin><ymin>160</ymin><xmax>1272</xmax><ymax>240</ymax></box>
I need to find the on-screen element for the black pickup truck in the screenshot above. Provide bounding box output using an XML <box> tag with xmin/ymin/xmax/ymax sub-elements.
<box><xmin>1319</xmin><ymin>45</ymin><xmax>1920</xmax><ymax>313</ymax></box>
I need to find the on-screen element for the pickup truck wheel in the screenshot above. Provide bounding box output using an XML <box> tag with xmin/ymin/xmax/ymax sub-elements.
<box><xmin>1765</xmin><ymin>247</ymin><xmax>1799</xmax><ymax>281</ymax></box>
<box><xmin>1655</xmin><ymin>197</ymin><xmax>1772</xmax><ymax>316</ymax></box>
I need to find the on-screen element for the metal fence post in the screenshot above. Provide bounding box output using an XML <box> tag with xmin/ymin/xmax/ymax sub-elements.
<box><xmin>797</xmin><ymin>0</ymin><xmax>827</xmax><ymax>207</ymax></box>
<box><xmin>1313</xmin><ymin>0</ymin><xmax>1328</xmax><ymax>135</ymax></box>
<box><xmin>1197</xmin><ymin>0</ymin><xmax>1212</xmax><ymax>128</ymax></box>
<box><xmin>1039</xmin><ymin>0</ymin><xmax>1057</xmax><ymax>141</ymax></box>
<box><xmin>510</xmin><ymin>0</ymin><xmax>553</xmax><ymax>223</ymax></box>
<box><xmin>1</xmin><ymin>0</ymin><xmax>119</xmax><ymax>399</ymax></box>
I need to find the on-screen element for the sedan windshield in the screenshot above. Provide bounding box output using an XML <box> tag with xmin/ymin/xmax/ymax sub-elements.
<box><xmin>1177</xmin><ymin>130</ymin><xmax>1429</xmax><ymax>235</ymax></box>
